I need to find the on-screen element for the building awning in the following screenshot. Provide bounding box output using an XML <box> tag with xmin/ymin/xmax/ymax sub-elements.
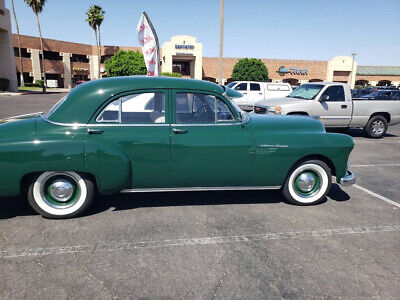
<box><xmin>356</xmin><ymin>66</ymin><xmax>400</xmax><ymax>76</ymax></box>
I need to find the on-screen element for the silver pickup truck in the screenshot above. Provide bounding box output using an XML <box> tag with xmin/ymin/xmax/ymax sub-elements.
<box><xmin>253</xmin><ymin>82</ymin><xmax>400</xmax><ymax>138</ymax></box>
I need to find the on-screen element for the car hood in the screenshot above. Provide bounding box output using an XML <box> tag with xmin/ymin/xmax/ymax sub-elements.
<box><xmin>246</xmin><ymin>113</ymin><xmax>325</xmax><ymax>133</ymax></box>
<box><xmin>254</xmin><ymin>97</ymin><xmax>309</xmax><ymax>106</ymax></box>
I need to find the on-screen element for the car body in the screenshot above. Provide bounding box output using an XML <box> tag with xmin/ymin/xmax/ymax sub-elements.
<box><xmin>253</xmin><ymin>82</ymin><xmax>400</xmax><ymax>138</ymax></box>
<box><xmin>226</xmin><ymin>81</ymin><xmax>293</xmax><ymax>111</ymax></box>
<box><xmin>0</xmin><ymin>77</ymin><xmax>355</xmax><ymax>218</ymax></box>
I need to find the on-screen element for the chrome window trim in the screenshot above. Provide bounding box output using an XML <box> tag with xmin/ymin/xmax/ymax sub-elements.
<box><xmin>43</xmin><ymin>116</ymin><xmax>169</xmax><ymax>127</ymax></box>
<box><xmin>121</xmin><ymin>186</ymin><xmax>282</xmax><ymax>193</ymax></box>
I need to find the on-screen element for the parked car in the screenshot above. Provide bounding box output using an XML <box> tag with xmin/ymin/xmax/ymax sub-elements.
<box><xmin>0</xmin><ymin>77</ymin><xmax>355</xmax><ymax>218</ymax></box>
<box><xmin>226</xmin><ymin>81</ymin><xmax>293</xmax><ymax>111</ymax></box>
<box><xmin>360</xmin><ymin>90</ymin><xmax>400</xmax><ymax>100</ymax></box>
<box><xmin>253</xmin><ymin>82</ymin><xmax>400</xmax><ymax>138</ymax></box>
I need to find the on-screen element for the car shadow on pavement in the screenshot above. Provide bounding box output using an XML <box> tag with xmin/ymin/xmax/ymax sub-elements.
<box><xmin>0</xmin><ymin>184</ymin><xmax>350</xmax><ymax>219</ymax></box>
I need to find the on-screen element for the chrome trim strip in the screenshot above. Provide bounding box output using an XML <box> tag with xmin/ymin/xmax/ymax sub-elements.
<box><xmin>5</xmin><ymin>112</ymin><xmax>44</xmax><ymax>120</ymax></box>
<box><xmin>171</xmin><ymin>122</ymin><xmax>241</xmax><ymax>127</ymax></box>
<box><xmin>43</xmin><ymin>116</ymin><xmax>170</xmax><ymax>127</ymax></box>
<box><xmin>121</xmin><ymin>186</ymin><xmax>281</xmax><ymax>193</ymax></box>
<box><xmin>340</xmin><ymin>170</ymin><xmax>356</xmax><ymax>186</ymax></box>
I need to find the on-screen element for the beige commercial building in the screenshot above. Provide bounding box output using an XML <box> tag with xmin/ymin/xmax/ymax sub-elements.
<box><xmin>0</xmin><ymin>0</ymin><xmax>17</xmax><ymax>91</ymax></box>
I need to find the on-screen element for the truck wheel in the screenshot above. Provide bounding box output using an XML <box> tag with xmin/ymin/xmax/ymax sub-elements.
<box><xmin>364</xmin><ymin>115</ymin><xmax>388</xmax><ymax>138</ymax></box>
<box><xmin>282</xmin><ymin>160</ymin><xmax>331</xmax><ymax>205</ymax></box>
<box><xmin>27</xmin><ymin>172</ymin><xmax>94</xmax><ymax>219</ymax></box>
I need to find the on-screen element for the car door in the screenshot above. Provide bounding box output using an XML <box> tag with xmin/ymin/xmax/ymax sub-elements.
<box><xmin>170</xmin><ymin>90</ymin><xmax>254</xmax><ymax>187</ymax></box>
<box><xmin>233</xmin><ymin>82</ymin><xmax>249</xmax><ymax>106</ymax></box>
<box><xmin>312</xmin><ymin>85</ymin><xmax>352</xmax><ymax>127</ymax></box>
<box><xmin>246</xmin><ymin>83</ymin><xmax>264</xmax><ymax>104</ymax></box>
<box><xmin>85</xmin><ymin>90</ymin><xmax>171</xmax><ymax>188</ymax></box>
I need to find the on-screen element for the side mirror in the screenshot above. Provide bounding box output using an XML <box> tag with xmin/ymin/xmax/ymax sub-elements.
<box><xmin>319</xmin><ymin>95</ymin><xmax>330</xmax><ymax>102</ymax></box>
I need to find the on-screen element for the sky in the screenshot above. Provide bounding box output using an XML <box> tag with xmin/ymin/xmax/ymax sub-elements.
<box><xmin>5</xmin><ymin>0</ymin><xmax>400</xmax><ymax>66</ymax></box>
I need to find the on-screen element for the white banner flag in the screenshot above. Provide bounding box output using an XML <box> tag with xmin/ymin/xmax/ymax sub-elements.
<box><xmin>136</xmin><ymin>12</ymin><xmax>160</xmax><ymax>76</ymax></box>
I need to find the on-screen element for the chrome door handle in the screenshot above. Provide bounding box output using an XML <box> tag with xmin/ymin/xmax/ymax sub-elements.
<box><xmin>173</xmin><ymin>128</ymin><xmax>188</xmax><ymax>134</ymax></box>
<box><xmin>87</xmin><ymin>129</ymin><xmax>104</xmax><ymax>135</ymax></box>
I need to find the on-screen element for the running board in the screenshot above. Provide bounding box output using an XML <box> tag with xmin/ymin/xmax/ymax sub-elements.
<box><xmin>121</xmin><ymin>186</ymin><xmax>281</xmax><ymax>193</ymax></box>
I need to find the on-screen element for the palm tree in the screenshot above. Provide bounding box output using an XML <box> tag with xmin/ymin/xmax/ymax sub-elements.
<box><xmin>86</xmin><ymin>5</ymin><xmax>105</xmax><ymax>79</ymax></box>
<box><xmin>24</xmin><ymin>0</ymin><xmax>47</xmax><ymax>92</ymax></box>
<box><xmin>11</xmin><ymin>0</ymin><xmax>24</xmax><ymax>87</ymax></box>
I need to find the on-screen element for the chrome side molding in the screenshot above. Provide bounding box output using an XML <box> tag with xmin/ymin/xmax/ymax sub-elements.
<box><xmin>121</xmin><ymin>186</ymin><xmax>282</xmax><ymax>193</ymax></box>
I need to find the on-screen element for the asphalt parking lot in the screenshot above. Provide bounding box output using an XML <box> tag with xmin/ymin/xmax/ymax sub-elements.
<box><xmin>0</xmin><ymin>93</ymin><xmax>399</xmax><ymax>299</ymax></box>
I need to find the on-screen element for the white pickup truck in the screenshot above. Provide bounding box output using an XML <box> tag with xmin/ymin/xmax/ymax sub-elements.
<box><xmin>253</xmin><ymin>82</ymin><xmax>400</xmax><ymax>138</ymax></box>
<box><xmin>226</xmin><ymin>81</ymin><xmax>292</xmax><ymax>111</ymax></box>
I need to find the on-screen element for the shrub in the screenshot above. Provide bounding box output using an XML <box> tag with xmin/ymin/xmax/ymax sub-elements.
<box><xmin>0</xmin><ymin>78</ymin><xmax>10</xmax><ymax>91</ymax></box>
<box><xmin>105</xmin><ymin>50</ymin><xmax>147</xmax><ymax>77</ymax></box>
<box><xmin>231</xmin><ymin>58</ymin><xmax>268</xmax><ymax>81</ymax></box>
<box><xmin>25</xmin><ymin>83</ymin><xmax>41</xmax><ymax>87</ymax></box>
<box><xmin>161</xmin><ymin>72</ymin><xmax>182</xmax><ymax>78</ymax></box>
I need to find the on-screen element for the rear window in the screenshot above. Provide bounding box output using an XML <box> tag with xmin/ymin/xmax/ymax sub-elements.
<box><xmin>250</xmin><ymin>83</ymin><xmax>261</xmax><ymax>91</ymax></box>
<box><xmin>267</xmin><ymin>84</ymin><xmax>290</xmax><ymax>91</ymax></box>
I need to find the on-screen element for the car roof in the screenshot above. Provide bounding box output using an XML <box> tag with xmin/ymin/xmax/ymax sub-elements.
<box><xmin>47</xmin><ymin>76</ymin><xmax>225</xmax><ymax>124</ymax></box>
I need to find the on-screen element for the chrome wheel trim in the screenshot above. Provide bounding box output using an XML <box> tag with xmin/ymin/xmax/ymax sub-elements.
<box><xmin>371</xmin><ymin>120</ymin><xmax>384</xmax><ymax>135</ymax></box>
<box><xmin>48</xmin><ymin>179</ymin><xmax>74</xmax><ymax>202</ymax></box>
<box><xmin>33</xmin><ymin>172</ymin><xmax>87</xmax><ymax>216</ymax></box>
<box><xmin>296</xmin><ymin>172</ymin><xmax>317</xmax><ymax>193</ymax></box>
<box><xmin>288</xmin><ymin>164</ymin><xmax>329</xmax><ymax>204</ymax></box>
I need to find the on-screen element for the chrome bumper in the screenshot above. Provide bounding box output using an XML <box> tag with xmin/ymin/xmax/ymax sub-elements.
<box><xmin>340</xmin><ymin>170</ymin><xmax>356</xmax><ymax>186</ymax></box>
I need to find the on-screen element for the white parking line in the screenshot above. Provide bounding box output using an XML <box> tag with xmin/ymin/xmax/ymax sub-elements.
<box><xmin>351</xmin><ymin>163</ymin><xmax>400</xmax><ymax>168</ymax></box>
<box><xmin>1</xmin><ymin>225</ymin><xmax>399</xmax><ymax>259</ymax></box>
<box><xmin>352</xmin><ymin>184</ymin><xmax>400</xmax><ymax>208</ymax></box>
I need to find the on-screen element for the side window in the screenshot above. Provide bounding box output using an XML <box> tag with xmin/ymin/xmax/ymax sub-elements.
<box><xmin>234</xmin><ymin>83</ymin><xmax>248</xmax><ymax>91</ymax></box>
<box><xmin>97</xmin><ymin>92</ymin><xmax>166</xmax><ymax>124</ymax></box>
<box><xmin>175</xmin><ymin>93</ymin><xmax>235</xmax><ymax>124</ymax></box>
<box><xmin>250</xmin><ymin>83</ymin><xmax>261</xmax><ymax>91</ymax></box>
<box><xmin>321</xmin><ymin>86</ymin><xmax>345</xmax><ymax>101</ymax></box>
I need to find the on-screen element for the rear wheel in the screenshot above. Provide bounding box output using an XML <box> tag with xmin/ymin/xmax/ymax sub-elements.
<box><xmin>364</xmin><ymin>115</ymin><xmax>388</xmax><ymax>138</ymax></box>
<box><xmin>282</xmin><ymin>160</ymin><xmax>331</xmax><ymax>205</ymax></box>
<box><xmin>27</xmin><ymin>172</ymin><xmax>94</xmax><ymax>219</ymax></box>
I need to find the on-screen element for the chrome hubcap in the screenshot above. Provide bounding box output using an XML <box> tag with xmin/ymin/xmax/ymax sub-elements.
<box><xmin>49</xmin><ymin>180</ymin><xmax>74</xmax><ymax>202</ymax></box>
<box><xmin>372</xmin><ymin>120</ymin><xmax>384</xmax><ymax>135</ymax></box>
<box><xmin>296</xmin><ymin>172</ymin><xmax>316</xmax><ymax>192</ymax></box>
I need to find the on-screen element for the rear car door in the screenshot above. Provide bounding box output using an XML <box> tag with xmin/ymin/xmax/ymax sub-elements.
<box><xmin>170</xmin><ymin>90</ymin><xmax>254</xmax><ymax>187</ymax></box>
<box><xmin>246</xmin><ymin>83</ymin><xmax>264</xmax><ymax>104</ymax></box>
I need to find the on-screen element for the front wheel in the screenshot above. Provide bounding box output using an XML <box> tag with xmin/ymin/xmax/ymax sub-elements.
<box><xmin>27</xmin><ymin>172</ymin><xmax>94</xmax><ymax>219</ymax></box>
<box><xmin>282</xmin><ymin>160</ymin><xmax>332</xmax><ymax>205</ymax></box>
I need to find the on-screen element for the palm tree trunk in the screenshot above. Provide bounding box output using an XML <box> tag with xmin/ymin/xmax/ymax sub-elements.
<box><xmin>35</xmin><ymin>12</ymin><xmax>46</xmax><ymax>92</ymax></box>
<box><xmin>98</xmin><ymin>27</ymin><xmax>102</xmax><ymax>78</ymax></box>
<box><xmin>11</xmin><ymin>0</ymin><xmax>24</xmax><ymax>87</ymax></box>
<box><xmin>94</xmin><ymin>28</ymin><xmax>99</xmax><ymax>79</ymax></box>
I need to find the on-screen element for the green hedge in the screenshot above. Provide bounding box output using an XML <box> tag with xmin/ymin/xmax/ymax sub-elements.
<box><xmin>161</xmin><ymin>72</ymin><xmax>182</xmax><ymax>78</ymax></box>
<box><xmin>0</xmin><ymin>78</ymin><xmax>10</xmax><ymax>91</ymax></box>
<box><xmin>35</xmin><ymin>80</ymin><xmax>44</xmax><ymax>87</ymax></box>
<box><xmin>25</xmin><ymin>83</ymin><xmax>41</xmax><ymax>87</ymax></box>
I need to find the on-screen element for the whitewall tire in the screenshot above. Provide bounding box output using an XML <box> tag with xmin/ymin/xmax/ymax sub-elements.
<box><xmin>27</xmin><ymin>172</ymin><xmax>94</xmax><ymax>219</ymax></box>
<box><xmin>283</xmin><ymin>160</ymin><xmax>331</xmax><ymax>205</ymax></box>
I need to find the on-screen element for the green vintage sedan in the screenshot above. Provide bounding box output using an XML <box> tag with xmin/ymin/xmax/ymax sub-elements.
<box><xmin>0</xmin><ymin>77</ymin><xmax>355</xmax><ymax>218</ymax></box>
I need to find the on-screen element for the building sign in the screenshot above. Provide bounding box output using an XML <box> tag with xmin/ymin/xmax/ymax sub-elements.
<box><xmin>175</xmin><ymin>44</ymin><xmax>194</xmax><ymax>50</ymax></box>
<box><xmin>278</xmin><ymin>66</ymin><xmax>308</xmax><ymax>76</ymax></box>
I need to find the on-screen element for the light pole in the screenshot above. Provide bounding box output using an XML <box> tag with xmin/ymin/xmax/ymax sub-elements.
<box><xmin>218</xmin><ymin>0</ymin><xmax>224</xmax><ymax>85</ymax></box>
<box><xmin>350</xmin><ymin>53</ymin><xmax>357</xmax><ymax>88</ymax></box>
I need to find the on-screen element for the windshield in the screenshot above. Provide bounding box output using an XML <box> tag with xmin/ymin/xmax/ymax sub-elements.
<box><xmin>226</xmin><ymin>82</ymin><xmax>237</xmax><ymax>88</ymax></box>
<box><xmin>287</xmin><ymin>84</ymin><xmax>324</xmax><ymax>100</ymax></box>
<box><xmin>47</xmin><ymin>95</ymin><xmax>68</xmax><ymax>117</ymax></box>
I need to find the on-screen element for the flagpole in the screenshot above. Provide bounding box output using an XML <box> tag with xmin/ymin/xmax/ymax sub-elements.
<box><xmin>218</xmin><ymin>0</ymin><xmax>224</xmax><ymax>85</ymax></box>
<box><xmin>143</xmin><ymin>11</ymin><xmax>161</xmax><ymax>76</ymax></box>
